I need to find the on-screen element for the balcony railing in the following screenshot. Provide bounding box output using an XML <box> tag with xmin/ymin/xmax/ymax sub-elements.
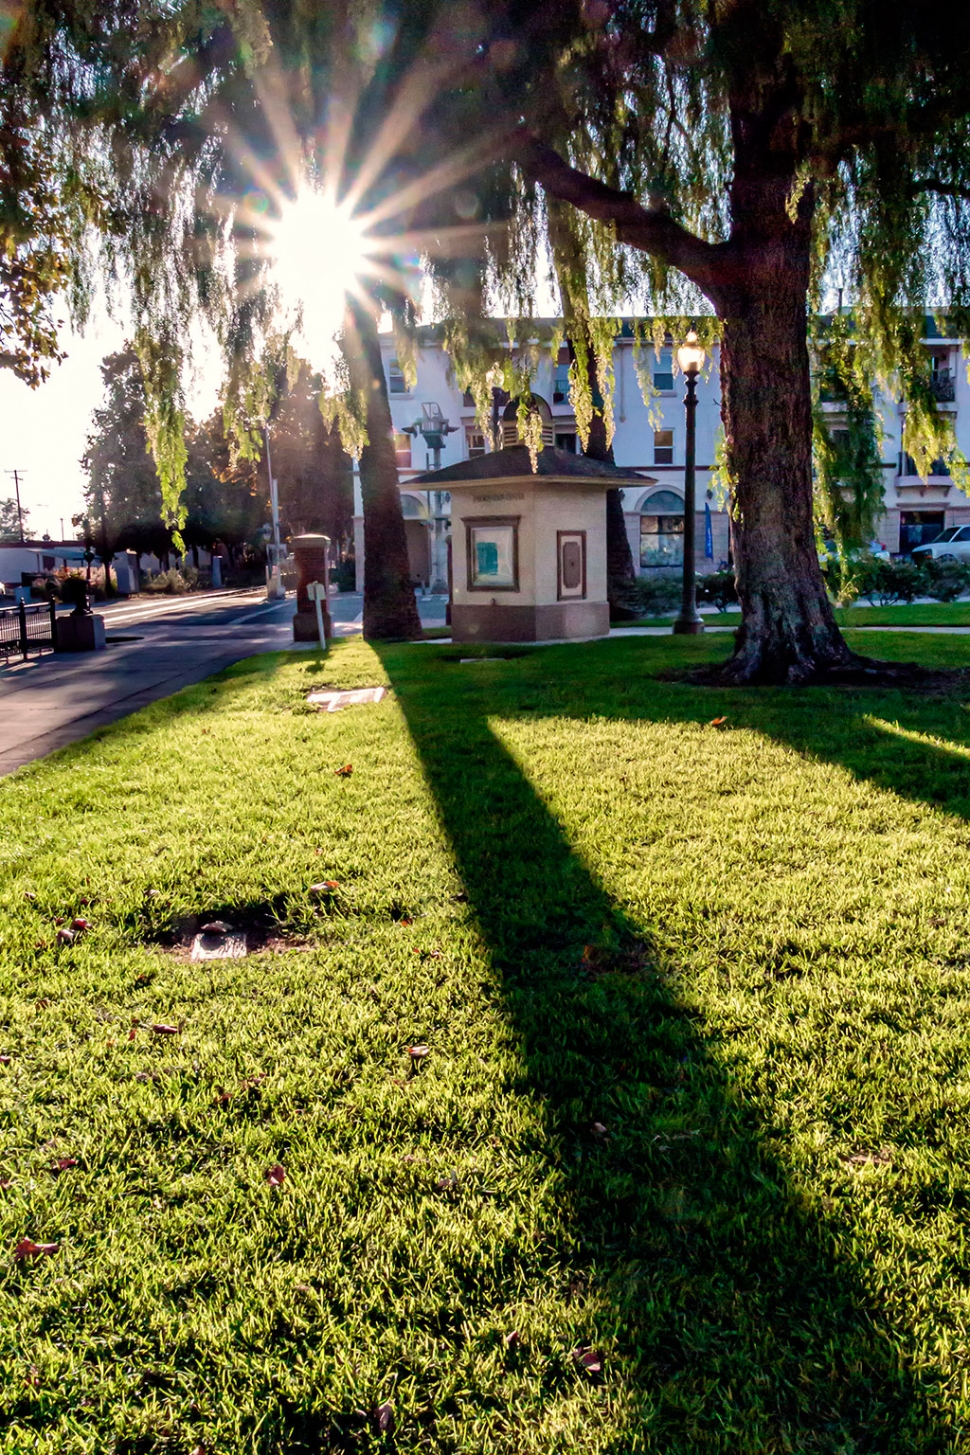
<box><xmin>931</xmin><ymin>371</ymin><xmax>956</xmax><ymax>402</ymax></box>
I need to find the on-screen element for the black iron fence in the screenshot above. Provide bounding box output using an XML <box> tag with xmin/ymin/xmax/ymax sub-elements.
<box><xmin>0</xmin><ymin>599</ymin><xmax>58</xmax><ymax>661</ymax></box>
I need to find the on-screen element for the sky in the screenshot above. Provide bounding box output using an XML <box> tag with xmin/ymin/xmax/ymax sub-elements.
<box><xmin>0</xmin><ymin>297</ymin><xmax>225</xmax><ymax>543</ymax></box>
<box><xmin>0</xmin><ymin>309</ymin><xmax>125</xmax><ymax>540</ymax></box>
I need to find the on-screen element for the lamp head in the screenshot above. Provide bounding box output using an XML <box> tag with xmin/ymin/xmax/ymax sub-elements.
<box><xmin>676</xmin><ymin>330</ymin><xmax>705</xmax><ymax>375</ymax></box>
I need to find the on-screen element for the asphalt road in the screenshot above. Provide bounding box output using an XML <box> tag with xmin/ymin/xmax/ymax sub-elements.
<box><xmin>0</xmin><ymin>590</ymin><xmax>299</xmax><ymax>777</ymax></box>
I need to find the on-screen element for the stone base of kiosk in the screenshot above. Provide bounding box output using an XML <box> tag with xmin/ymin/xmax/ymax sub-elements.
<box><xmin>450</xmin><ymin>601</ymin><xmax>609</xmax><ymax>642</ymax></box>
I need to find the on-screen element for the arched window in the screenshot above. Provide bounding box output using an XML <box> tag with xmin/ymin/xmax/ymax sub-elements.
<box><xmin>501</xmin><ymin>395</ymin><xmax>554</xmax><ymax>448</ymax></box>
<box><xmin>400</xmin><ymin>494</ymin><xmax>429</xmax><ymax>519</ymax></box>
<box><xmin>639</xmin><ymin>489</ymin><xmax>684</xmax><ymax>568</ymax></box>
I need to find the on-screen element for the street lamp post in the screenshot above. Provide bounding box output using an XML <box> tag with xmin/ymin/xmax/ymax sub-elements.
<box><xmin>264</xmin><ymin>424</ymin><xmax>285</xmax><ymax>601</ymax></box>
<box><xmin>403</xmin><ymin>403</ymin><xmax>457</xmax><ymax>594</ymax></box>
<box><xmin>672</xmin><ymin>330</ymin><xmax>706</xmax><ymax>635</ymax></box>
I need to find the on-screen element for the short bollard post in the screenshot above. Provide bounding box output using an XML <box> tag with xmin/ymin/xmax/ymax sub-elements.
<box><xmin>18</xmin><ymin>599</ymin><xmax>27</xmax><ymax>659</ymax></box>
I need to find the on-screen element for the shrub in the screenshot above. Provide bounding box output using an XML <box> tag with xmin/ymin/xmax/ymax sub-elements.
<box><xmin>920</xmin><ymin>557</ymin><xmax>970</xmax><ymax>602</ymax></box>
<box><xmin>58</xmin><ymin>574</ymin><xmax>89</xmax><ymax>611</ymax></box>
<box><xmin>144</xmin><ymin>567</ymin><xmax>198</xmax><ymax>595</ymax></box>
<box><xmin>332</xmin><ymin>558</ymin><xmax>357</xmax><ymax>592</ymax></box>
<box><xmin>696</xmin><ymin>569</ymin><xmax>737</xmax><ymax>612</ymax></box>
<box><xmin>855</xmin><ymin>557</ymin><xmax>924</xmax><ymax>606</ymax></box>
<box><xmin>621</xmin><ymin>573</ymin><xmax>683</xmax><ymax>617</ymax></box>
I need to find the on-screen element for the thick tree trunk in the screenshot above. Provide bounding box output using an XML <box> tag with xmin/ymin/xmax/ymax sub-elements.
<box><xmin>344</xmin><ymin>298</ymin><xmax>422</xmax><ymax>641</ymax></box>
<box><xmin>719</xmin><ymin>279</ymin><xmax>854</xmax><ymax>681</ymax></box>
<box><xmin>714</xmin><ymin>98</ymin><xmax>857</xmax><ymax>684</ymax></box>
<box><xmin>719</xmin><ymin>277</ymin><xmax>852</xmax><ymax>681</ymax></box>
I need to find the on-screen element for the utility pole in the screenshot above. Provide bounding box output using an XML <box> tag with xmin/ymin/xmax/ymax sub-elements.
<box><xmin>4</xmin><ymin>470</ymin><xmax>26</xmax><ymax>543</ymax></box>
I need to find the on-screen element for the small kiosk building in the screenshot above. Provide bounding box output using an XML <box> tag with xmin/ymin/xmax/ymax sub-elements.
<box><xmin>410</xmin><ymin>446</ymin><xmax>646</xmax><ymax>643</ymax></box>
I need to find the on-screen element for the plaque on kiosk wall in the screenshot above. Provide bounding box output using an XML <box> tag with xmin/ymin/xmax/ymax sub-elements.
<box><xmin>557</xmin><ymin>531</ymin><xmax>587</xmax><ymax>600</ymax></box>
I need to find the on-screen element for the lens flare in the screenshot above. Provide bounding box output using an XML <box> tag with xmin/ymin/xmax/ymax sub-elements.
<box><xmin>269</xmin><ymin>191</ymin><xmax>376</xmax><ymax>363</ymax></box>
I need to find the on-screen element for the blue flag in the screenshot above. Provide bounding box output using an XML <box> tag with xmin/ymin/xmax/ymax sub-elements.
<box><xmin>704</xmin><ymin>501</ymin><xmax>714</xmax><ymax>559</ymax></box>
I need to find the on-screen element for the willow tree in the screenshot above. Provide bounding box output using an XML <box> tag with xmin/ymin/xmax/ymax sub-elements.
<box><xmin>478</xmin><ymin>0</ymin><xmax>970</xmax><ymax>681</ymax></box>
<box><xmin>1</xmin><ymin>2</ymin><xmax>429</xmax><ymax>638</ymax></box>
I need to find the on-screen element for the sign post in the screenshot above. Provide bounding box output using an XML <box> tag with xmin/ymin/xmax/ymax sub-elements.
<box><xmin>306</xmin><ymin>580</ymin><xmax>328</xmax><ymax>648</ymax></box>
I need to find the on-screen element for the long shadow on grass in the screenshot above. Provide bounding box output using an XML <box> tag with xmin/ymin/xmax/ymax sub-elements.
<box><xmin>377</xmin><ymin>644</ymin><xmax>951</xmax><ymax>1455</ymax></box>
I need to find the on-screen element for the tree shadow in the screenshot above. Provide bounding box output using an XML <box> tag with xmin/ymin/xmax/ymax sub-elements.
<box><xmin>376</xmin><ymin>641</ymin><xmax>956</xmax><ymax>1454</ymax></box>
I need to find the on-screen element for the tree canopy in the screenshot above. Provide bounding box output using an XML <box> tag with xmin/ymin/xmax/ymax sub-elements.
<box><xmin>8</xmin><ymin>2</ymin><xmax>970</xmax><ymax>671</ymax></box>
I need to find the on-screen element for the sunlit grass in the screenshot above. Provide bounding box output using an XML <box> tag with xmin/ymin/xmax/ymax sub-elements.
<box><xmin>4</xmin><ymin>633</ymin><xmax>970</xmax><ymax>1450</ymax></box>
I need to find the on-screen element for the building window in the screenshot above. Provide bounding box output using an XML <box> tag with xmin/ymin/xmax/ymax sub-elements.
<box><xmin>465</xmin><ymin>517</ymin><xmax>519</xmax><ymax>590</ymax></box>
<box><xmin>654</xmin><ymin>345</ymin><xmax>674</xmax><ymax>392</ymax></box>
<box><xmin>388</xmin><ymin>359</ymin><xmax>408</xmax><ymax>394</ymax></box>
<box><xmin>899</xmin><ymin>510</ymin><xmax>945</xmax><ymax>554</ymax></box>
<box><xmin>639</xmin><ymin>489</ymin><xmax>684</xmax><ymax>568</ymax></box>
<box><xmin>554</xmin><ymin>432</ymin><xmax>577</xmax><ymax>453</ymax></box>
<box><xmin>393</xmin><ymin>432</ymin><xmax>411</xmax><ymax>468</ymax></box>
<box><xmin>553</xmin><ymin>360</ymin><xmax>571</xmax><ymax>404</ymax></box>
<box><xmin>898</xmin><ymin>450</ymin><xmax>951</xmax><ymax>477</ymax></box>
<box><xmin>654</xmin><ymin>428</ymin><xmax>674</xmax><ymax>465</ymax></box>
<box><xmin>466</xmin><ymin>428</ymin><xmax>486</xmax><ymax>458</ymax></box>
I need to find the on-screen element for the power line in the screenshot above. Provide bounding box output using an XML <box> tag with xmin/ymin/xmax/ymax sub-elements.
<box><xmin>4</xmin><ymin>470</ymin><xmax>26</xmax><ymax>544</ymax></box>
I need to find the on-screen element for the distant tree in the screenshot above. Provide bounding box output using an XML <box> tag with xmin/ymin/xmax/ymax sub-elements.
<box><xmin>81</xmin><ymin>350</ymin><xmax>167</xmax><ymax>589</ymax></box>
<box><xmin>0</xmin><ymin>497</ymin><xmax>28</xmax><ymax>542</ymax></box>
<box><xmin>270</xmin><ymin>366</ymin><xmax>354</xmax><ymax>548</ymax></box>
<box><xmin>182</xmin><ymin>415</ymin><xmax>268</xmax><ymax>559</ymax></box>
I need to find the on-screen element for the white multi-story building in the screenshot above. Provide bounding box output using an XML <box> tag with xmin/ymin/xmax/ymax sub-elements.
<box><xmin>358</xmin><ymin>320</ymin><xmax>970</xmax><ymax>589</ymax></box>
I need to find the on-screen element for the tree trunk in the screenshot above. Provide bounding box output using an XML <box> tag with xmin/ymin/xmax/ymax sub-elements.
<box><xmin>713</xmin><ymin>79</ymin><xmax>858</xmax><ymax>684</ymax></box>
<box><xmin>569</xmin><ymin>340</ymin><xmax>637</xmax><ymax>618</ymax></box>
<box><xmin>344</xmin><ymin>298</ymin><xmax>422</xmax><ymax>641</ymax></box>
<box><xmin>718</xmin><ymin>271</ymin><xmax>854</xmax><ymax>682</ymax></box>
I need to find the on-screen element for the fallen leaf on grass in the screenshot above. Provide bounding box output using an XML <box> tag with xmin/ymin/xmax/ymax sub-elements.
<box><xmin>151</xmin><ymin>1024</ymin><xmax>179</xmax><ymax>1036</ymax></box>
<box><xmin>127</xmin><ymin>1026</ymin><xmax>138</xmax><ymax>1041</ymax></box>
<box><xmin>23</xmin><ymin>892</ymin><xmax>36</xmax><ymax>902</ymax></box>
<box><xmin>375</xmin><ymin>1403</ymin><xmax>394</xmax><ymax>1434</ymax></box>
<box><xmin>571</xmin><ymin>1345</ymin><xmax>604</xmax><ymax>1375</ymax></box>
<box><xmin>407</xmin><ymin>1045</ymin><xmax>429</xmax><ymax>1062</ymax></box>
<box><xmin>308</xmin><ymin>881</ymin><xmax>340</xmax><ymax>895</ymax></box>
<box><xmin>590</xmin><ymin>1121</ymin><xmax>609</xmax><ymax>1140</ymax></box>
<box><xmin>14</xmin><ymin>1239</ymin><xmax>59</xmax><ymax>1260</ymax></box>
<box><xmin>34</xmin><ymin>999</ymin><xmax>50</xmax><ymax>1011</ymax></box>
<box><xmin>56</xmin><ymin>929</ymin><xmax>74</xmax><ymax>945</ymax></box>
<box><xmin>504</xmin><ymin>1330</ymin><xmax>522</xmax><ymax>1349</ymax></box>
<box><xmin>70</xmin><ymin>918</ymin><xmax>90</xmax><ymax>931</ymax></box>
<box><xmin>266</xmin><ymin>1164</ymin><xmax>286</xmax><ymax>1187</ymax></box>
<box><xmin>708</xmin><ymin>716</ymin><xmax>729</xmax><ymax>729</ymax></box>
<box><xmin>0</xmin><ymin>1181</ymin><xmax>12</xmax><ymax>1191</ymax></box>
<box><xmin>25</xmin><ymin>1365</ymin><xmax>40</xmax><ymax>1387</ymax></box>
<box><xmin>0</xmin><ymin>1055</ymin><xmax>10</xmax><ymax>1065</ymax></box>
<box><xmin>436</xmin><ymin>1170</ymin><xmax>459</xmax><ymax>1191</ymax></box>
<box><xmin>50</xmin><ymin>1159</ymin><xmax>77</xmax><ymax>1175</ymax></box>
<box><xmin>334</xmin><ymin>763</ymin><xmax>353</xmax><ymax>777</ymax></box>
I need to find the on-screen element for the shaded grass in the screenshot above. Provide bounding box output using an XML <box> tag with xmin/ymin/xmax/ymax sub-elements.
<box><xmin>5</xmin><ymin>633</ymin><xmax>970</xmax><ymax>1449</ymax></box>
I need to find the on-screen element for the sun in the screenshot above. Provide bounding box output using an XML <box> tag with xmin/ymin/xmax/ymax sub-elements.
<box><xmin>269</xmin><ymin>191</ymin><xmax>376</xmax><ymax>362</ymax></box>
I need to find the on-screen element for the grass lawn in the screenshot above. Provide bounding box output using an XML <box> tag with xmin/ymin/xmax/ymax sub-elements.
<box><xmin>620</xmin><ymin>601</ymin><xmax>970</xmax><ymax>629</ymax></box>
<box><xmin>10</xmin><ymin>631</ymin><xmax>970</xmax><ymax>1450</ymax></box>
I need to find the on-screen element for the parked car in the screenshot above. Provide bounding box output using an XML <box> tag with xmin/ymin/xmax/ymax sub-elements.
<box><xmin>911</xmin><ymin>525</ymin><xmax>970</xmax><ymax>562</ymax></box>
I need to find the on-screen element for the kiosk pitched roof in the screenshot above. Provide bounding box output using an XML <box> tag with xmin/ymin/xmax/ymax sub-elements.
<box><xmin>408</xmin><ymin>445</ymin><xmax>647</xmax><ymax>485</ymax></box>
